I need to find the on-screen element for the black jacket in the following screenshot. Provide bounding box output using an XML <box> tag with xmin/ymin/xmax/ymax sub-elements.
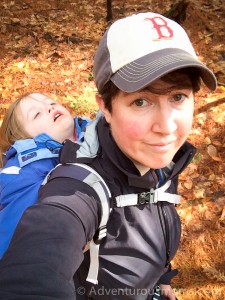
<box><xmin>0</xmin><ymin>118</ymin><xmax>196</xmax><ymax>300</ymax></box>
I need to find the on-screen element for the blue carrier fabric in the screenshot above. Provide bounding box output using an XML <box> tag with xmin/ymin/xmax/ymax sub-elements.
<box><xmin>42</xmin><ymin>163</ymin><xmax>180</xmax><ymax>284</ymax></box>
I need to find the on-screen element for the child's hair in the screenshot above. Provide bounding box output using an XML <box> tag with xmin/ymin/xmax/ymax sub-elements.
<box><xmin>0</xmin><ymin>94</ymin><xmax>34</xmax><ymax>167</ymax></box>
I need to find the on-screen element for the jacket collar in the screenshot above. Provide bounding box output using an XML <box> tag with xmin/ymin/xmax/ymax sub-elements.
<box><xmin>5</xmin><ymin>133</ymin><xmax>62</xmax><ymax>167</ymax></box>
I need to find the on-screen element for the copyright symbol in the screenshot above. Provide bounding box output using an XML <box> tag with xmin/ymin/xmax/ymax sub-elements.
<box><xmin>77</xmin><ymin>286</ymin><xmax>86</xmax><ymax>295</ymax></box>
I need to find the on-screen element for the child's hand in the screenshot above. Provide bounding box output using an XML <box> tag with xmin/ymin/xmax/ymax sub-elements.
<box><xmin>160</xmin><ymin>284</ymin><xmax>177</xmax><ymax>300</ymax></box>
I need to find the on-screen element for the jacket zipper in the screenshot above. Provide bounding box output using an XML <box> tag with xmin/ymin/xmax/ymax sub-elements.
<box><xmin>158</xmin><ymin>202</ymin><xmax>171</xmax><ymax>267</ymax></box>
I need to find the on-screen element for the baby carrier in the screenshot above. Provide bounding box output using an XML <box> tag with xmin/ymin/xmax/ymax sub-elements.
<box><xmin>42</xmin><ymin>162</ymin><xmax>180</xmax><ymax>285</ymax></box>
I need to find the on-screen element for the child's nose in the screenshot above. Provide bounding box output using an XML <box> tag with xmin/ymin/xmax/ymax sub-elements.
<box><xmin>47</xmin><ymin>104</ymin><xmax>54</xmax><ymax>113</ymax></box>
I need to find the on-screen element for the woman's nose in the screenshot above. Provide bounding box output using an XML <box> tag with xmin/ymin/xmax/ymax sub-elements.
<box><xmin>151</xmin><ymin>109</ymin><xmax>177</xmax><ymax>134</ymax></box>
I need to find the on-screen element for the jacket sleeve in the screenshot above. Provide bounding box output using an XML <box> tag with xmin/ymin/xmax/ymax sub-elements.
<box><xmin>0</xmin><ymin>177</ymin><xmax>100</xmax><ymax>300</ymax></box>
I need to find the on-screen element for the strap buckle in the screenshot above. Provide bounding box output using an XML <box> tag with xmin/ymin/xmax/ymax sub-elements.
<box><xmin>138</xmin><ymin>188</ymin><xmax>157</xmax><ymax>204</ymax></box>
<box><xmin>93</xmin><ymin>225</ymin><xmax>107</xmax><ymax>244</ymax></box>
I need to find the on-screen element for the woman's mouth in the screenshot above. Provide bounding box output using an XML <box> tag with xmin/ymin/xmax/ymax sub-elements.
<box><xmin>148</xmin><ymin>141</ymin><xmax>175</xmax><ymax>152</ymax></box>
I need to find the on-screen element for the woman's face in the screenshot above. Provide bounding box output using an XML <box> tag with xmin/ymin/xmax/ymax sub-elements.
<box><xmin>98</xmin><ymin>77</ymin><xmax>194</xmax><ymax>174</ymax></box>
<box><xmin>17</xmin><ymin>93</ymin><xmax>75</xmax><ymax>143</ymax></box>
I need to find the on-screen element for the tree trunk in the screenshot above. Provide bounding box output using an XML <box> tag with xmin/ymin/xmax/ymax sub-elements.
<box><xmin>106</xmin><ymin>0</ymin><xmax>112</xmax><ymax>21</ymax></box>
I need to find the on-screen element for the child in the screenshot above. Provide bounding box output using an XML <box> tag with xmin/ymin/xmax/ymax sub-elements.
<box><xmin>0</xmin><ymin>92</ymin><xmax>90</xmax><ymax>258</ymax></box>
<box><xmin>0</xmin><ymin>12</ymin><xmax>217</xmax><ymax>300</ymax></box>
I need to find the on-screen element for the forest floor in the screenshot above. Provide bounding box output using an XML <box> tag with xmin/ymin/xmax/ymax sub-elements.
<box><xmin>0</xmin><ymin>0</ymin><xmax>225</xmax><ymax>299</ymax></box>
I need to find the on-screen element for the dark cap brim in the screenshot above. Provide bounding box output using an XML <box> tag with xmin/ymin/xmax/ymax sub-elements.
<box><xmin>110</xmin><ymin>48</ymin><xmax>217</xmax><ymax>92</ymax></box>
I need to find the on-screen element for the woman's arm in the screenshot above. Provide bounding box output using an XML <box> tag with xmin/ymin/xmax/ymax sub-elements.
<box><xmin>0</xmin><ymin>177</ymin><xmax>99</xmax><ymax>299</ymax></box>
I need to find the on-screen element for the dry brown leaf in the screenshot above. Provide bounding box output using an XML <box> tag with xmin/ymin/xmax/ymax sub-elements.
<box><xmin>213</xmin><ymin>140</ymin><xmax>223</xmax><ymax>147</ymax></box>
<box><xmin>183</xmin><ymin>180</ymin><xmax>193</xmax><ymax>190</ymax></box>
<box><xmin>215</xmin><ymin>197</ymin><xmax>225</xmax><ymax>207</ymax></box>
<box><xmin>11</xmin><ymin>18</ymin><xmax>20</xmax><ymax>24</ymax></box>
<box><xmin>194</xmin><ymin>188</ymin><xmax>205</xmax><ymax>198</ymax></box>
<box><xmin>220</xmin><ymin>207</ymin><xmax>225</xmax><ymax>220</ymax></box>
<box><xmin>204</xmin><ymin>137</ymin><xmax>211</xmax><ymax>145</ymax></box>
<box><xmin>207</xmin><ymin>144</ymin><xmax>222</xmax><ymax>161</ymax></box>
<box><xmin>207</xmin><ymin>144</ymin><xmax>217</xmax><ymax>157</ymax></box>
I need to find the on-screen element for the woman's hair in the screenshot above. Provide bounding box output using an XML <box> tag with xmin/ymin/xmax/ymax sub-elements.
<box><xmin>0</xmin><ymin>94</ymin><xmax>33</xmax><ymax>167</ymax></box>
<box><xmin>99</xmin><ymin>67</ymin><xmax>201</xmax><ymax>112</ymax></box>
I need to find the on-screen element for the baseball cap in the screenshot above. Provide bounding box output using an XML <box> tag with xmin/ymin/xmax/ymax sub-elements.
<box><xmin>94</xmin><ymin>12</ymin><xmax>217</xmax><ymax>92</ymax></box>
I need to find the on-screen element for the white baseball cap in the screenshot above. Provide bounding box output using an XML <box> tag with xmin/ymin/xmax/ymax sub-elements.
<box><xmin>94</xmin><ymin>12</ymin><xmax>217</xmax><ymax>92</ymax></box>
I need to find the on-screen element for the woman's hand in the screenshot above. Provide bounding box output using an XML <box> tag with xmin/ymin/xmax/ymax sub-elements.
<box><xmin>160</xmin><ymin>284</ymin><xmax>177</xmax><ymax>300</ymax></box>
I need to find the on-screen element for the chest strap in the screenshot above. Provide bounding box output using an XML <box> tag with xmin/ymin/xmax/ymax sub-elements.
<box><xmin>114</xmin><ymin>180</ymin><xmax>180</xmax><ymax>207</ymax></box>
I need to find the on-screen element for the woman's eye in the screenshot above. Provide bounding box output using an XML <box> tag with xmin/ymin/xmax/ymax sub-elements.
<box><xmin>172</xmin><ymin>94</ymin><xmax>186</xmax><ymax>102</ymax></box>
<box><xmin>133</xmin><ymin>98</ymin><xmax>148</xmax><ymax>107</ymax></box>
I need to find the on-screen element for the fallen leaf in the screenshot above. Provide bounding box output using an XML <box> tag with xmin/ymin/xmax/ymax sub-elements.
<box><xmin>194</xmin><ymin>188</ymin><xmax>205</xmax><ymax>198</ymax></box>
<box><xmin>220</xmin><ymin>207</ymin><xmax>225</xmax><ymax>220</ymax></box>
<box><xmin>204</xmin><ymin>137</ymin><xmax>211</xmax><ymax>145</ymax></box>
<box><xmin>207</xmin><ymin>145</ymin><xmax>217</xmax><ymax>157</ymax></box>
<box><xmin>184</xmin><ymin>180</ymin><xmax>193</xmax><ymax>190</ymax></box>
<box><xmin>11</xmin><ymin>18</ymin><xmax>20</xmax><ymax>24</ymax></box>
<box><xmin>215</xmin><ymin>197</ymin><xmax>225</xmax><ymax>207</ymax></box>
<box><xmin>207</xmin><ymin>144</ymin><xmax>222</xmax><ymax>161</ymax></box>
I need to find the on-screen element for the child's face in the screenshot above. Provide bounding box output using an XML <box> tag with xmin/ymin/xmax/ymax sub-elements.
<box><xmin>99</xmin><ymin>77</ymin><xmax>194</xmax><ymax>174</ymax></box>
<box><xmin>17</xmin><ymin>93</ymin><xmax>75</xmax><ymax>143</ymax></box>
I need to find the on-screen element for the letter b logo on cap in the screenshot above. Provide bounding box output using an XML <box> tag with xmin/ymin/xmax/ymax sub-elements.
<box><xmin>145</xmin><ymin>17</ymin><xmax>174</xmax><ymax>40</ymax></box>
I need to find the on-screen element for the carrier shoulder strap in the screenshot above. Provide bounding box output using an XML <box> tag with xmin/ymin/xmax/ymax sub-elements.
<box><xmin>42</xmin><ymin>162</ymin><xmax>111</xmax><ymax>285</ymax></box>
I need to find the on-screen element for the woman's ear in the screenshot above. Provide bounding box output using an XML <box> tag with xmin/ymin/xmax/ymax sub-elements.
<box><xmin>95</xmin><ymin>94</ymin><xmax>112</xmax><ymax>123</ymax></box>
